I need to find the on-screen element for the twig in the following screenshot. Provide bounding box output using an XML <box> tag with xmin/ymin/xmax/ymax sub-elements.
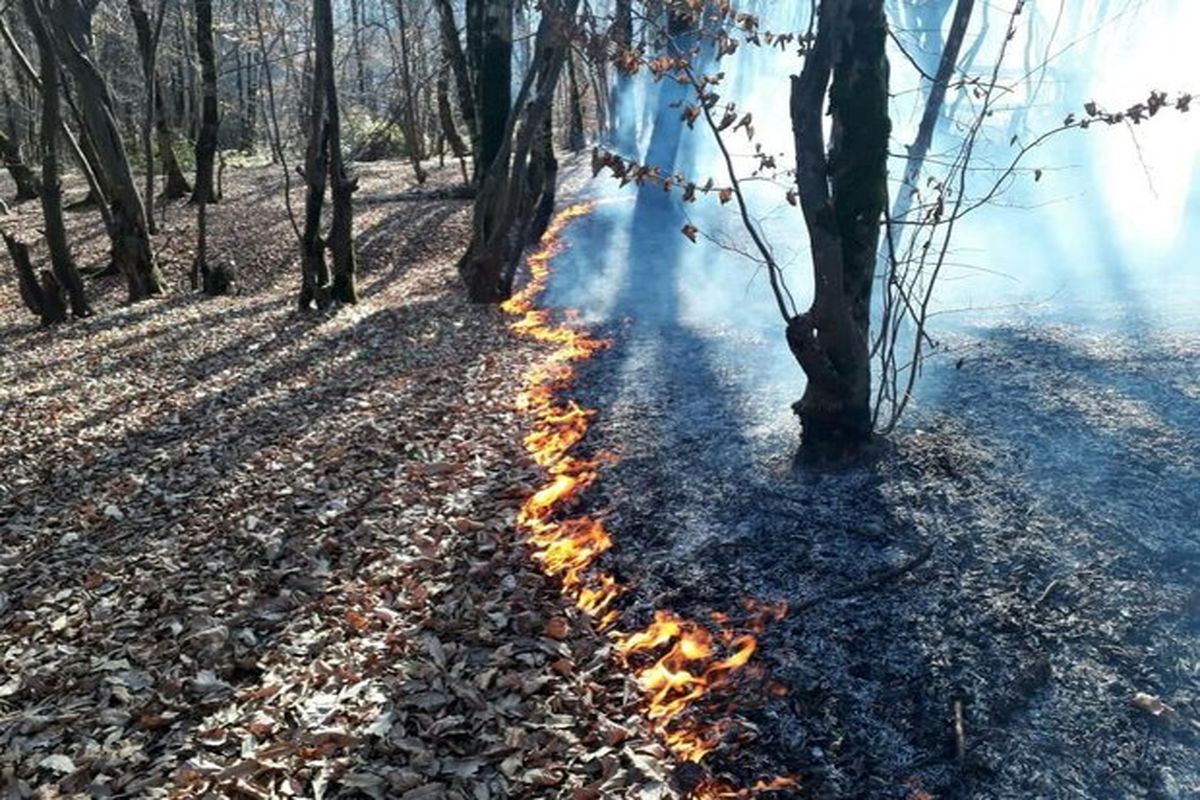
<box><xmin>791</xmin><ymin>541</ymin><xmax>934</xmax><ymax>614</ymax></box>
<box><xmin>954</xmin><ymin>698</ymin><xmax>967</xmax><ymax>766</ymax></box>
<box><xmin>1032</xmin><ymin>577</ymin><xmax>1061</xmax><ymax>609</ymax></box>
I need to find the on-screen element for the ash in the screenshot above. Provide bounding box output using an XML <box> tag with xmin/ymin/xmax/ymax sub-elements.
<box><xmin>575</xmin><ymin>318</ymin><xmax>1199</xmax><ymax>800</ymax></box>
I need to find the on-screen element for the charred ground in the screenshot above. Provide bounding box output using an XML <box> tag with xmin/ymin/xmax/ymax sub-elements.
<box><xmin>573</xmin><ymin>314</ymin><xmax>1199</xmax><ymax>799</ymax></box>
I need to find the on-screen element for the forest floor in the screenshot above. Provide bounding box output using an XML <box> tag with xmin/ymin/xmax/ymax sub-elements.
<box><xmin>0</xmin><ymin>161</ymin><xmax>679</xmax><ymax>798</ymax></box>
<box><xmin>3</xmin><ymin>161</ymin><xmax>1198</xmax><ymax>800</ymax></box>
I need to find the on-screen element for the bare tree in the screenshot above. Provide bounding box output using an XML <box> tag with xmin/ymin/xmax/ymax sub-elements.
<box><xmin>127</xmin><ymin>0</ymin><xmax>191</xmax><ymax>203</ymax></box>
<box><xmin>191</xmin><ymin>0</ymin><xmax>219</xmax><ymax>203</ymax></box>
<box><xmin>298</xmin><ymin>0</ymin><xmax>357</xmax><ymax>309</ymax></box>
<box><xmin>49</xmin><ymin>0</ymin><xmax>164</xmax><ymax>301</ymax></box>
<box><xmin>460</xmin><ymin>0</ymin><xmax>578</xmax><ymax>302</ymax></box>
<box><xmin>785</xmin><ymin>0</ymin><xmax>891</xmax><ymax>460</ymax></box>
<box><xmin>22</xmin><ymin>0</ymin><xmax>90</xmax><ymax>317</ymax></box>
<box><xmin>435</xmin><ymin>0</ymin><xmax>478</xmax><ymax>172</ymax></box>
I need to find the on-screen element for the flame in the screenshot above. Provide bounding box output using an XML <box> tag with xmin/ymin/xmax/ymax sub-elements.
<box><xmin>504</xmin><ymin>203</ymin><xmax>794</xmax><ymax>796</ymax></box>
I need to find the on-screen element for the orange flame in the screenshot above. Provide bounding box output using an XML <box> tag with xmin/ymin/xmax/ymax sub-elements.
<box><xmin>504</xmin><ymin>203</ymin><xmax>794</xmax><ymax>796</ymax></box>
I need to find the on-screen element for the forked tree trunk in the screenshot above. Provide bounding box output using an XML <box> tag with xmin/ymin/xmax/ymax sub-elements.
<box><xmin>50</xmin><ymin>0</ymin><xmax>165</xmax><ymax>301</ymax></box>
<box><xmin>191</xmin><ymin>0</ymin><xmax>220</xmax><ymax>203</ymax></box>
<box><xmin>461</xmin><ymin>0</ymin><xmax>577</xmax><ymax>302</ymax></box>
<box><xmin>4</xmin><ymin>233</ymin><xmax>67</xmax><ymax>325</ymax></box>
<box><xmin>788</xmin><ymin>0</ymin><xmax>889</xmax><ymax>461</ymax></box>
<box><xmin>299</xmin><ymin>0</ymin><xmax>356</xmax><ymax>309</ymax></box>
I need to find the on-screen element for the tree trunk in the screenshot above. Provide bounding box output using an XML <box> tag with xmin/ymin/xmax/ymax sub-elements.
<box><xmin>25</xmin><ymin>0</ymin><xmax>90</xmax><ymax>317</ymax></box>
<box><xmin>609</xmin><ymin>0</ymin><xmax>633</xmax><ymax>148</ymax></box>
<box><xmin>350</xmin><ymin>0</ymin><xmax>366</xmax><ymax>96</ymax></box>
<box><xmin>50</xmin><ymin>0</ymin><xmax>165</xmax><ymax>301</ymax></box>
<box><xmin>0</xmin><ymin>129</ymin><xmax>40</xmax><ymax>201</ymax></box>
<box><xmin>4</xmin><ymin>232</ymin><xmax>67</xmax><ymax>325</ymax></box>
<box><xmin>435</xmin><ymin>0</ymin><xmax>478</xmax><ymax>172</ymax></box>
<box><xmin>325</xmin><ymin>8</ymin><xmax>357</xmax><ymax>304</ymax></box>
<box><xmin>890</xmin><ymin>0</ymin><xmax>974</xmax><ymax>227</ymax></box>
<box><xmin>565</xmin><ymin>53</ymin><xmax>585</xmax><ymax>151</ymax></box>
<box><xmin>299</xmin><ymin>0</ymin><xmax>356</xmax><ymax>308</ymax></box>
<box><xmin>61</xmin><ymin>85</ymin><xmax>117</xmax><ymax>206</ymax></box>
<box><xmin>191</xmin><ymin>0</ymin><xmax>220</xmax><ymax>203</ymax></box>
<box><xmin>394</xmin><ymin>0</ymin><xmax>427</xmax><ymax>182</ymax></box>
<box><xmin>788</xmin><ymin>0</ymin><xmax>889</xmax><ymax>461</ymax></box>
<box><xmin>241</xmin><ymin>53</ymin><xmax>259</xmax><ymax>151</ymax></box>
<box><xmin>461</xmin><ymin>0</ymin><xmax>577</xmax><ymax>302</ymax></box>
<box><xmin>476</xmin><ymin>0</ymin><xmax>511</xmax><ymax>175</ymax></box>
<box><xmin>437</xmin><ymin>73</ymin><xmax>470</xmax><ymax>182</ymax></box>
<box><xmin>126</xmin><ymin>0</ymin><xmax>168</xmax><ymax>230</ymax></box>
<box><xmin>155</xmin><ymin>83</ymin><xmax>191</xmax><ymax>198</ymax></box>
<box><xmin>0</xmin><ymin>14</ymin><xmax>112</xmax><ymax>225</ymax></box>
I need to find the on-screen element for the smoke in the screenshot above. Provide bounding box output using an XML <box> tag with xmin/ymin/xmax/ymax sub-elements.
<box><xmin>545</xmin><ymin>0</ymin><xmax>1199</xmax><ymax>434</ymax></box>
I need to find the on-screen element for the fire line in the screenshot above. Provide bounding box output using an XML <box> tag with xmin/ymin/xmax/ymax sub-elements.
<box><xmin>502</xmin><ymin>203</ymin><xmax>795</xmax><ymax>798</ymax></box>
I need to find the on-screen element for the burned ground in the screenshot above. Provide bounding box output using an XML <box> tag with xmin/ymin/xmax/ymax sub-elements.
<box><xmin>574</xmin><ymin>314</ymin><xmax>1199</xmax><ymax>799</ymax></box>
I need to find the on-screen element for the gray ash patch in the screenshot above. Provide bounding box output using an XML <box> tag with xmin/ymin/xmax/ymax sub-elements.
<box><xmin>573</xmin><ymin>320</ymin><xmax>1199</xmax><ymax>799</ymax></box>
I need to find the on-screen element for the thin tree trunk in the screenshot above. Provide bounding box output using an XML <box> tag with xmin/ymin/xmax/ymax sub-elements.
<box><xmin>565</xmin><ymin>53</ymin><xmax>585</xmax><ymax>151</ymax></box>
<box><xmin>350</xmin><ymin>0</ymin><xmax>366</xmax><ymax>96</ymax></box>
<box><xmin>437</xmin><ymin>72</ymin><xmax>469</xmax><ymax>182</ymax></box>
<box><xmin>191</xmin><ymin>0</ymin><xmax>220</xmax><ymax>203</ymax></box>
<box><xmin>251</xmin><ymin>0</ymin><xmax>301</xmax><ymax>240</ymax></box>
<box><xmin>327</xmin><ymin>80</ymin><xmax>357</xmax><ymax>304</ymax></box>
<box><xmin>395</xmin><ymin>0</ymin><xmax>427</xmax><ymax>182</ymax></box>
<box><xmin>890</xmin><ymin>0</ymin><xmax>974</xmax><ymax>227</ymax></box>
<box><xmin>0</xmin><ymin>15</ymin><xmax>111</xmax><ymax>224</ymax></box>
<box><xmin>241</xmin><ymin>53</ymin><xmax>259</xmax><ymax>151</ymax></box>
<box><xmin>299</xmin><ymin>0</ymin><xmax>333</xmax><ymax>309</ymax></box>
<box><xmin>435</xmin><ymin>0</ymin><xmax>477</xmax><ymax>171</ymax></box>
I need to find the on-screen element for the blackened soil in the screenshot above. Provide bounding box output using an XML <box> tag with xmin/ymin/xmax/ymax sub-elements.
<box><xmin>576</xmin><ymin>320</ymin><xmax>1199</xmax><ymax>800</ymax></box>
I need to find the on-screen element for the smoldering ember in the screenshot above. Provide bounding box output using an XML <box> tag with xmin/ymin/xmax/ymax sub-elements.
<box><xmin>0</xmin><ymin>0</ymin><xmax>1197</xmax><ymax>797</ymax></box>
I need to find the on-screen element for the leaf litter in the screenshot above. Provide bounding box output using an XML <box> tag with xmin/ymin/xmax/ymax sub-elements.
<box><xmin>0</xmin><ymin>162</ymin><xmax>678</xmax><ymax>798</ymax></box>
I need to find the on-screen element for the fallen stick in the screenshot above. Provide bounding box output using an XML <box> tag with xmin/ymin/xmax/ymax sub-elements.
<box><xmin>954</xmin><ymin>698</ymin><xmax>966</xmax><ymax>766</ymax></box>
<box><xmin>791</xmin><ymin>541</ymin><xmax>934</xmax><ymax>614</ymax></box>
